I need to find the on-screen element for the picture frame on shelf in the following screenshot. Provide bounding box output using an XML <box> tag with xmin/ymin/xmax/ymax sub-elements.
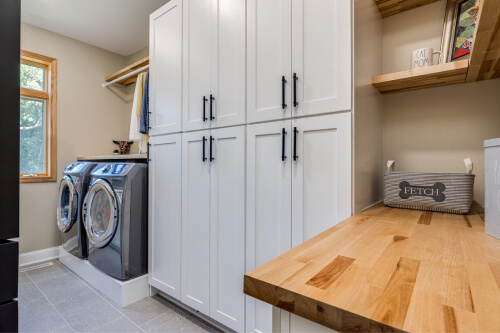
<box><xmin>440</xmin><ymin>0</ymin><xmax>480</xmax><ymax>63</ymax></box>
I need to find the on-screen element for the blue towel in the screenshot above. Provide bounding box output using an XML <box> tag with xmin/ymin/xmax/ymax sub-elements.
<box><xmin>140</xmin><ymin>71</ymin><xmax>149</xmax><ymax>134</ymax></box>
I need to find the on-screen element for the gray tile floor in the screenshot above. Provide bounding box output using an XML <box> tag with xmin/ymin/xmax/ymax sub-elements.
<box><xmin>18</xmin><ymin>260</ymin><xmax>222</xmax><ymax>333</ymax></box>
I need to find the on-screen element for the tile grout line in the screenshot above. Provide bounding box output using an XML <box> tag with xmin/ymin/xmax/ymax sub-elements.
<box><xmin>52</xmin><ymin>260</ymin><xmax>145</xmax><ymax>332</ymax></box>
<box><xmin>25</xmin><ymin>268</ymin><xmax>76</xmax><ymax>333</ymax></box>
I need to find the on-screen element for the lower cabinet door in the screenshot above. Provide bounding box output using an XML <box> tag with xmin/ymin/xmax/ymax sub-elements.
<box><xmin>246</xmin><ymin>120</ymin><xmax>292</xmax><ymax>333</ymax></box>
<box><xmin>291</xmin><ymin>113</ymin><xmax>352</xmax><ymax>247</ymax></box>
<box><xmin>181</xmin><ymin>130</ymin><xmax>211</xmax><ymax>315</ymax></box>
<box><xmin>149</xmin><ymin>134</ymin><xmax>182</xmax><ymax>299</ymax></box>
<box><xmin>209</xmin><ymin>126</ymin><xmax>246</xmax><ymax>331</ymax></box>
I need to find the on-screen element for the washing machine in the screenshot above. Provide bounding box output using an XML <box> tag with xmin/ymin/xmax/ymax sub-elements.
<box><xmin>57</xmin><ymin>161</ymin><xmax>97</xmax><ymax>258</ymax></box>
<box><xmin>83</xmin><ymin>162</ymin><xmax>148</xmax><ymax>280</ymax></box>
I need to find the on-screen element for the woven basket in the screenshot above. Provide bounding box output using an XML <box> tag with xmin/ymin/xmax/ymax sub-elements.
<box><xmin>384</xmin><ymin>159</ymin><xmax>475</xmax><ymax>214</ymax></box>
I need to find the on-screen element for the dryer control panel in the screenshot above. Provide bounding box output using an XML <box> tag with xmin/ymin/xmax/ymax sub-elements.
<box><xmin>93</xmin><ymin>163</ymin><xmax>130</xmax><ymax>176</ymax></box>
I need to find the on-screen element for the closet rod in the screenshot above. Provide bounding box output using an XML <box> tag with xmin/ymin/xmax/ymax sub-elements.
<box><xmin>102</xmin><ymin>64</ymin><xmax>149</xmax><ymax>88</ymax></box>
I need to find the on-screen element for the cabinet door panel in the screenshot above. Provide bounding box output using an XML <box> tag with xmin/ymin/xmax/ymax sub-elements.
<box><xmin>148</xmin><ymin>134</ymin><xmax>182</xmax><ymax>299</ymax></box>
<box><xmin>292</xmin><ymin>114</ymin><xmax>351</xmax><ymax>247</ymax></box>
<box><xmin>182</xmin><ymin>0</ymin><xmax>212</xmax><ymax>132</ymax></box>
<box><xmin>246</xmin><ymin>121</ymin><xmax>292</xmax><ymax>333</ymax></box>
<box><xmin>247</xmin><ymin>0</ymin><xmax>292</xmax><ymax>123</ymax></box>
<box><xmin>210</xmin><ymin>0</ymin><xmax>246</xmax><ymax>128</ymax></box>
<box><xmin>209</xmin><ymin>126</ymin><xmax>245</xmax><ymax>331</ymax></box>
<box><xmin>181</xmin><ymin>130</ymin><xmax>211</xmax><ymax>315</ymax></box>
<box><xmin>150</xmin><ymin>0</ymin><xmax>183</xmax><ymax>135</ymax></box>
<box><xmin>291</xmin><ymin>0</ymin><xmax>351</xmax><ymax>117</ymax></box>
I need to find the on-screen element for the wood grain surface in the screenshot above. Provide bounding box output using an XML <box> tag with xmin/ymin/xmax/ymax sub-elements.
<box><xmin>373</xmin><ymin>0</ymin><xmax>441</xmax><ymax>18</ymax></box>
<box><xmin>244</xmin><ymin>204</ymin><xmax>500</xmax><ymax>333</ymax></box>
<box><xmin>371</xmin><ymin>60</ymin><xmax>469</xmax><ymax>94</ymax></box>
<box><xmin>467</xmin><ymin>0</ymin><xmax>500</xmax><ymax>82</ymax></box>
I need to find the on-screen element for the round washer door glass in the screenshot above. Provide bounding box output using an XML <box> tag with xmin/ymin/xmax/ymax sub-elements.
<box><xmin>57</xmin><ymin>175</ymin><xmax>77</xmax><ymax>233</ymax></box>
<box><xmin>86</xmin><ymin>179</ymin><xmax>118</xmax><ymax>248</ymax></box>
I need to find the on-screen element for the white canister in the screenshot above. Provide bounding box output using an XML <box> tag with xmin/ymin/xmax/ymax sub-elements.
<box><xmin>411</xmin><ymin>48</ymin><xmax>442</xmax><ymax>69</ymax></box>
<box><xmin>485</xmin><ymin>138</ymin><xmax>500</xmax><ymax>240</ymax></box>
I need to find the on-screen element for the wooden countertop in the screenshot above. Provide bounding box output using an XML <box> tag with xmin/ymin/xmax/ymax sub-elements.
<box><xmin>76</xmin><ymin>154</ymin><xmax>147</xmax><ymax>161</ymax></box>
<box><xmin>244</xmin><ymin>204</ymin><xmax>500</xmax><ymax>333</ymax></box>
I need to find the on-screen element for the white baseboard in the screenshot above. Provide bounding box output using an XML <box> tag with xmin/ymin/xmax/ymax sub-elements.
<box><xmin>59</xmin><ymin>246</ymin><xmax>149</xmax><ymax>307</ymax></box>
<box><xmin>19</xmin><ymin>246</ymin><xmax>59</xmax><ymax>267</ymax></box>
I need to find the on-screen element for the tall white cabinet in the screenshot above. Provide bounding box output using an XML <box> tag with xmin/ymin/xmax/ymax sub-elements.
<box><xmin>245</xmin><ymin>113</ymin><xmax>351</xmax><ymax>333</ymax></box>
<box><xmin>247</xmin><ymin>0</ymin><xmax>351</xmax><ymax>124</ymax></box>
<box><xmin>183</xmin><ymin>0</ymin><xmax>246</xmax><ymax>132</ymax></box>
<box><xmin>148</xmin><ymin>134</ymin><xmax>182</xmax><ymax>299</ymax></box>
<box><xmin>149</xmin><ymin>0</ymin><xmax>357</xmax><ymax>332</ymax></box>
<box><xmin>149</xmin><ymin>0</ymin><xmax>183</xmax><ymax>136</ymax></box>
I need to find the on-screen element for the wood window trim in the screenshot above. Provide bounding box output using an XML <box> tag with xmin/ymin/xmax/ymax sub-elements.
<box><xmin>20</xmin><ymin>50</ymin><xmax>57</xmax><ymax>183</ymax></box>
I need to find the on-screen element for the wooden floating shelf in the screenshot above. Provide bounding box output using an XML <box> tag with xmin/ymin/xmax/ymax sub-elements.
<box><xmin>374</xmin><ymin>0</ymin><xmax>441</xmax><ymax>18</ymax></box>
<box><xmin>105</xmin><ymin>56</ymin><xmax>149</xmax><ymax>86</ymax></box>
<box><xmin>466</xmin><ymin>0</ymin><xmax>500</xmax><ymax>82</ymax></box>
<box><xmin>371</xmin><ymin>60</ymin><xmax>469</xmax><ymax>94</ymax></box>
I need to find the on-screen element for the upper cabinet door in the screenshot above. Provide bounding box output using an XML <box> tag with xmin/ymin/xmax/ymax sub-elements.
<box><xmin>150</xmin><ymin>0</ymin><xmax>183</xmax><ymax>135</ymax></box>
<box><xmin>291</xmin><ymin>113</ymin><xmax>351</xmax><ymax>248</ymax></box>
<box><xmin>182</xmin><ymin>0</ymin><xmax>212</xmax><ymax>132</ymax></box>
<box><xmin>181</xmin><ymin>130</ymin><xmax>211</xmax><ymax>315</ymax></box>
<box><xmin>247</xmin><ymin>0</ymin><xmax>292</xmax><ymax>124</ymax></box>
<box><xmin>148</xmin><ymin>134</ymin><xmax>182</xmax><ymax>300</ymax></box>
<box><xmin>210</xmin><ymin>0</ymin><xmax>246</xmax><ymax>129</ymax></box>
<box><xmin>209</xmin><ymin>126</ymin><xmax>246</xmax><ymax>332</ymax></box>
<box><xmin>291</xmin><ymin>0</ymin><xmax>351</xmax><ymax>117</ymax></box>
<box><xmin>246</xmin><ymin>120</ymin><xmax>292</xmax><ymax>333</ymax></box>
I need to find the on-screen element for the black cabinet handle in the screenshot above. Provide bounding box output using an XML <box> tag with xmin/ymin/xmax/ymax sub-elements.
<box><xmin>202</xmin><ymin>136</ymin><xmax>207</xmax><ymax>162</ymax></box>
<box><xmin>293</xmin><ymin>73</ymin><xmax>298</xmax><ymax>107</ymax></box>
<box><xmin>203</xmin><ymin>96</ymin><xmax>208</xmax><ymax>121</ymax></box>
<box><xmin>210</xmin><ymin>136</ymin><xmax>214</xmax><ymax>162</ymax></box>
<box><xmin>282</xmin><ymin>76</ymin><xmax>287</xmax><ymax>109</ymax></box>
<box><xmin>293</xmin><ymin>127</ymin><xmax>298</xmax><ymax>161</ymax></box>
<box><xmin>281</xmin><ymin>128</ymin><xmax>287</xmax><ymax>161</ymax></box>
<box><xmin>210</xmin><ymin>95</ymin><xmax>215</xmax><ymax>120</ymax></box>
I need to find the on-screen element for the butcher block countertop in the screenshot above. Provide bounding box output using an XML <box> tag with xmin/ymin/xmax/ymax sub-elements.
<box><xmin>244</xmin><ymin>203</ymin><xmax>500</xmax><ymax>333</ymax></box>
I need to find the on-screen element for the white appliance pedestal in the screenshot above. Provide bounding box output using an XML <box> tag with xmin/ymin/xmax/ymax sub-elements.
<box><xmin>59</xmin><ymin>246</ymin><xmax>149</xmax><ymax>307</ymax></box>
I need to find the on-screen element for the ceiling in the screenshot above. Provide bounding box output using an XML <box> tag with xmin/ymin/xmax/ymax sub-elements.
<box><xmin>21</xmin><ymin>0</ymin><xmax>169</xmax><ymax>56</ymax></box>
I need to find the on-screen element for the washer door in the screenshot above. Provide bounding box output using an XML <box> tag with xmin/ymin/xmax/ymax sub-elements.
<box><xmin>57</xmin><ymin>175</ymin><xmax>78</xmax><ymax>233</ymax></box>
<box><xmin>85</xmin><ymin>179</ymin><xmax>119</xmax><ymax>248</ymax></box>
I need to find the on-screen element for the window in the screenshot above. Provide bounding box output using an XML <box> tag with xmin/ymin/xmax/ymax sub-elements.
<box><xmin>20</xmin><ymin>50</ymin><xmax>57</xmax><ymax>183</ymax></box>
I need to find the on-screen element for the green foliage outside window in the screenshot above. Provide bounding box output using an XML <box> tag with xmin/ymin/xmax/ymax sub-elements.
<box><xmin>20</xmin><ymin>63</ymin><xmax>46</xmax><ymax>174</ymax></box>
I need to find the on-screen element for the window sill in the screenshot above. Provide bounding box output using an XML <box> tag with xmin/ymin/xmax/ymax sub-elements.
<box><xmin>20</xmin><ymin>175</ymin><xmax>57</xmax><ymax>183</ymax></box>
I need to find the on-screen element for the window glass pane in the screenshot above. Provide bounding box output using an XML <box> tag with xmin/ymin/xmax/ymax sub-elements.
<box><xmin>20</xmin><ymin>98</ymin><xmax>46</xmax><ymax>174</ymax></box>
<box><xmin>20</xmin><ymin>63</ymin><xmax>45</xmax><ymax>91</ymax></box>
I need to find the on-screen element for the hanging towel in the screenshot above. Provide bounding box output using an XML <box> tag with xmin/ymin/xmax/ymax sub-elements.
<box><xmin>140</xmin><ymin>71</ymin><xmax>149</xmax><ymax>134</ymax></box>
<box><xmin>136</xmin><ymin>72</ymin><xmax>146</xmax><ymax>117</ymax></box>
<box><xmin>129</xmin><ymin>74</ymin><xmax>142</xmax><ymax>141</ymax></box>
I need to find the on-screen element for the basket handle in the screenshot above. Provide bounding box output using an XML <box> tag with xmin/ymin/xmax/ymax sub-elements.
<box><xmin>464</xmin><ymin>158</ymin><xmax>473</xmax><ymax>174</ymax></box>
<box><xmin>387</xmin><ymin>160</ymin><xmax>395</xmax><ymax>172</ymax></box>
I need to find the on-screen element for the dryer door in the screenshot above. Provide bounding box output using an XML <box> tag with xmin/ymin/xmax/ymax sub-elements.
<box><xmin>85</xmin><ymin>179</ymin><xmax>119</xmax><ymax>248</ymax></box>
<box><xmin>57</xmin><ymin>175</ymin><xmax>78</xmax><ymax>233</ymax></box>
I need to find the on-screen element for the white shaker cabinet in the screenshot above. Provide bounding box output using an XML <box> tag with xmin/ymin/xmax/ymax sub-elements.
<box><xmin>246</xmin><ymin>120</ymin><xmax>292</xmax><ymax>333</ymax></box>
<box><xmin>182</xmin><ymin>0</ymin><xmax>246</xmax><ymax>132</ymax></box>
<box><xmin>291</xmin><ymin>0</ymin><xmax>351</xmax><ymax>117</ymax></box>
<box><xmin>247</xmin><ymin>0</ymin><xmax>351</xmax><ymax>123</ymax></box>
<box><xmin>148</xmin><ymin>134</ymin><xmax>182</xmax><ymax>300</ymax></box>
<box><xmin>247</xmin><ymin>0</ymin><xmax>292</xmax><ymax>123</ymax></box>
<box><xmin>247</xmin><ymin>113</ymin><xmax>351</xmax><ymax>333</ymax></box>
<box><xmin>291</xmin><ymin>113</ymin><xmax>352</xmax><ymax>247</ymax></box>
<box><xmin>182</xmin><ymin>0</ymin><xmax>211</xmax><ymax>132</ymax></box>
<box><xmin>149</xmin><ymin>0</ymin><xmax>183</xmax><ymax>135</ymax></box>
<box><xmin>210</xmin><ymin>0</ymin><xmax>246</xmax><ymax>129</ymax></box>
<box><xmin>209</xmin><ymin>126</ymin><xmax>246</xmax><ymax>332</ymax></box>
<box><xmin>181</xmin><ymin>130</ymin><xmax>211</xmax><ymax>315</ymax></box>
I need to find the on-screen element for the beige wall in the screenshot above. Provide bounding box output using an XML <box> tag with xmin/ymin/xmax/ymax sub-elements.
<box><xmin>19</xmin><ymin>23</ymin><xmax>132</xmax><ymax>253</ymax></box>
<box><xmin>353</xmin><ymin>0</ymin><xmax>384</xmax><ymax>213</ymax></box>
<box><xmin>382</xmin><ymin>1</ymin><xmax>500</xmax><ymax>206</ymax></box>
